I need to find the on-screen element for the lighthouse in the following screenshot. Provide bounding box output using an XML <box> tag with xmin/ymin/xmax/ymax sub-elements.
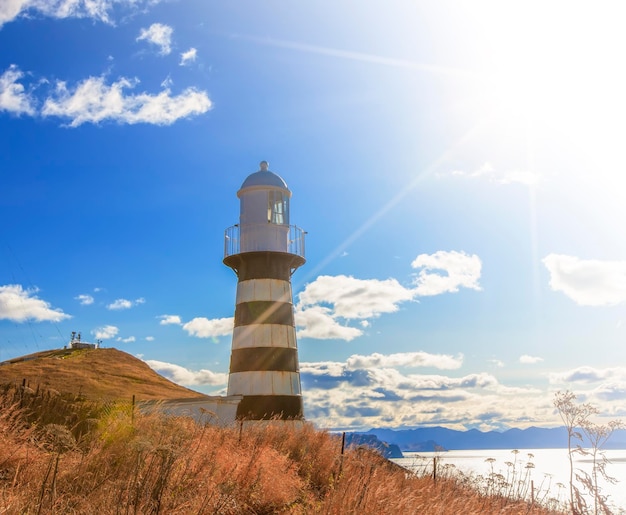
<box><xmin>224</xmin><ymin>161</ymin><xmax>306</xmax><ymax>421</ymax></box>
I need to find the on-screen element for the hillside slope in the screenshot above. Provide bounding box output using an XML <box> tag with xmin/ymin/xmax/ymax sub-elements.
<box><xmin>0</xmin><ymin>347</ymin><xmax>207</xmax><ymax>401</ymax></box>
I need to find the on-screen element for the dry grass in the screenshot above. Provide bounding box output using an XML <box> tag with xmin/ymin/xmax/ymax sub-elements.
<box><xmin>0</xmin><ymin>384</ymin><xmax>562</xmax><ymax>514</ymax></box>
<box><xmin>0</xmin><ymin>348</ymin><xmax>206</xmax><ymax>401</ymax></box>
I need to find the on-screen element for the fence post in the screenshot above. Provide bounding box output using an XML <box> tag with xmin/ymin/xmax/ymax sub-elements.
<box><xmin>336</xmin><ymin>432</ymin><xmax>347</xmax><ymax>480</ymax></box>
<box><xmin>433</xmin><ymin>456</ymin><xmax>437</xmax><ymax>483</ymax></box>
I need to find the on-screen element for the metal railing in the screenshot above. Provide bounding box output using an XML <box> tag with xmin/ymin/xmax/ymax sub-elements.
<box><xmin>224</xmin><ymin>224</ymin><xmax>306</xmax><ymax>258</ymax></box>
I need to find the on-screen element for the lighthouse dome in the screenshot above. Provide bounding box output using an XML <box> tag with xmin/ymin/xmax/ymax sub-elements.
<box><xmin>239</xmin><ymin>161</ymin><xmax>289</xmax><ymax>192</ymax></box>
<box><xmin>240</xmin><ymin>170</ymin><xmax>288</xmax><ymax>190</ymax></box>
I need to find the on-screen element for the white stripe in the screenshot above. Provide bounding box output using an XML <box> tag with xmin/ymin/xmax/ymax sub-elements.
<box><xmin>227</xmin><ymin>371</ymin><xmax>301</xmax><ymax>396</ymax></box>
<box><xmin>236</xmin><ymin>279</ymin><xmax>292</xmax><ymax>303</ymax></box>
<box><xmin>231</xmin><ymin>324</ymin><xmax>296</xmax><ymax>350</ymax></box>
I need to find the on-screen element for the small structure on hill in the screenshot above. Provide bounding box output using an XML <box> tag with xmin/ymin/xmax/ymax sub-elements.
<box><xmin>67</xmin><ymin>332</ymin><xmax>100</xmax><ymax>350</ymax></box>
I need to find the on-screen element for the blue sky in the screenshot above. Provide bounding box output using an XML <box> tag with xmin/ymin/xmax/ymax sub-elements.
<box><xmin>2</xmin><ymin>0</ymin><xmax>626</xmax><ymax>431</ymax></box>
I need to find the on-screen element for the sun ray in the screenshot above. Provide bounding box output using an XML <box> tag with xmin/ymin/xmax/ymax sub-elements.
<box><xmin>295</xmin><ymin>118</ymin><xmax>493</xmax><ymax>288</ymax></box>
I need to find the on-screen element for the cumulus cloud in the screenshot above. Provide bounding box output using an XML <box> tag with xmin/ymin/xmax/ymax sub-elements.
<box><xmin>91</xmin><ymin>325</ymin><xmax>119</xmax><ymax>340</ymax></box>
<box><xmin>295</xmin><ymin>305</ymin><xmax>362</xmax><ymax>341</ymax></box>
<box><xmin>296</xmin><ymin>252</ymin><xmax>481</xmax><ymax>341</ymax></box>
<box><xmin>0</xmin><ymin>65</ymin><xmax>35</xmax><ymax>115</ymax></box>
<box><xmin>183</xmin><ymin>317</ymin><xmax>233</xmax><ymax>338</ymax></box>
<box><xmin>298</xmin><ymin>275</ymin><xmax>414</xmax><ymax>320</ymax></box>
<box><xmin>412</xmin><ymin>251</ymin><xmax>482</xmax><ymax>296</ymax></box>
<box><xmin>159</xmin><ymin>314</ymin><xmax>182</xmax><ymax>325</ymax></box>
<box><xmin>179</xmin><ymin>47</ymin><xmax>197</xmax><ymax>66</ymax></box>
<box><xmin>543</xmin><ymin>254</ymin><xmax>626</xmax><ymax>306</ymax></box>
<box><xmin>107</xmin><ymin>297</ymin><xmax>145</xmax><ymax>310</ymax></box>
<box><xmin>75</xmin><ymin>294</ymin><xmax>94</xmax><ymax>305</ymax></box>
<box><xmin>0</xmin><ymin>284</ymin><xmax>70</xmax><ymax>322</ymax></box>
<box><xmin>593</xmin><ymin>382</ymin><xmax>626</xmax><ymax>402</ymax></box>
<box><xmin>0</xmin><ymin>1</ymin><xmax>28</xmax><ymax>27</ymax></box>
<box><xmin>41</xmin><ymin>75</ymin><xmax>211</xmax><ymax>126</ymax></box>
<box><xmin>0</xmin><ymin>0</ymin><xmax>161</xmax><ymax>27</ymax></box>
<box><xmin>299</xmin><ymin>355</ymin><xmax>546</xmax><ymax>430</ymax></box>
<box><xmin>145</xmin><ymin>359</ymin><xmax>227</xmax><ymax>386</ymax></box>
<box><xmin>519</xmin><ymin>355</ymin><xmax>543</xmax><ymax>364</ymax></box>
<box><xmin>137</xmin><ymin>23</ymin><xmax>173</xmax><ymax>55</ymax></box>
<box><xmin>346</xmin><ymin>352</ymin><xmax>463</xmax><ymax>370</ymax></box>
<box><xmin>550</xmin><ymin>366</ymin><xmax>626</xmax><ymax>384</ymax></box>
<box><xmin>117</xmin><ymin>336</ymin><xmax>135</xmax><ymax>343</ymax></box>
<box><xmin>145</xmin><ymin>336</ymin><xmax>155</xmax><ymax>341</ymax></box>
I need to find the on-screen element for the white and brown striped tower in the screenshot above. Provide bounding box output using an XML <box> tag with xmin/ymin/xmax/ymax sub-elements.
<box><xmin>223</xmin><ymin>161</ymin><xmax>305</xmax><ymax>421</ymax></box>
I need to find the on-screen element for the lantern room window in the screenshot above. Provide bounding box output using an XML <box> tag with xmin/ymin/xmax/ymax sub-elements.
<box><xmin>268</xmin><ymin>191</ymin><xmax>289</xmax><ymax>225</ymax></box>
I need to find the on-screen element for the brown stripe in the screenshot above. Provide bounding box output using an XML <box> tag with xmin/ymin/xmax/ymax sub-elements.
<box><xmin>234</xmin><ymin>301</ymin><xmax>293</xmax><ymax>326</ymax></box>
<box><xmin>236</xmin><ymin>395</ymin><xmax>304</xmax><ymax>420</ymax></box>
<box><xmin>230</xmin><ymin>347</ymin><xmax>298</xmax><ymax>373</ymax></box>
<box><xmin>224</xmin><ymin>251</ymin><xmax>305</xmax><ymax>281</ymax></box>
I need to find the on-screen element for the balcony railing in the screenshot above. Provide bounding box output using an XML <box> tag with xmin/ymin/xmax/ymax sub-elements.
<box><xmin>224</xmin><ymin>224</ymin><xmax>306</xmax><ymax>259</ymax></box>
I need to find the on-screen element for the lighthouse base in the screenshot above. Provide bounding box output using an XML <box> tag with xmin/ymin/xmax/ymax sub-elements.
<box><xmin>236</xmin><ymin>394</ymin><xmax>303</xmax><ymax>421</ymax></box>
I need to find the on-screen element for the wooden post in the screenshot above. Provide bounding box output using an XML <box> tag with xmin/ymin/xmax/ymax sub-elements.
<box><xmin>433</xmin><ymin>456</ymin><xmax>437</xmax><ymax>483</ymax></box>
<box><xmin>131</xmin><ymin>395</ymin><xmax>135</xmax><ymax>425</ymax></box>
<box><xmin>337</xmin><ymin>432</ymin><xmax>346</xmax><ymax>479</ymax></box>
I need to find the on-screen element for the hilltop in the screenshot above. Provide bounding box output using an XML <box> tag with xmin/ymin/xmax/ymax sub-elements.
<box><xmin>0</xmin><ymin>347</ymin><xmax>207</xmax><ymax>401</ymax></box>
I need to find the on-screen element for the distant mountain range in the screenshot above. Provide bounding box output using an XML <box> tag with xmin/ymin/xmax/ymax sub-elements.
<box><xmin>361</xmin><ymin>426</ymin><xmax>626</xmax><ymax>451</ymax></box>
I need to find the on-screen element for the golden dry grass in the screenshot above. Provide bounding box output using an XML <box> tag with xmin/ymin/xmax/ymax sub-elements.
<box><xmin>0</xmin><ymin>383</ymin><xmax>563</xmax><ymax>514</ymax></box>
<box><xmin>0</xmin><ymin>348</ymin><xmax>206</xmax><ymax>401</ymax></box>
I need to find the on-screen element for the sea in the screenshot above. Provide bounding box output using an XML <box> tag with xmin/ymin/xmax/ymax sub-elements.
<box><xmin>392</xmin><ymin>449</ymin><xmax>626</xmax><ymax>513</ymax></box>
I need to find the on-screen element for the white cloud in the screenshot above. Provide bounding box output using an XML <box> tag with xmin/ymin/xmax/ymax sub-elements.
<box><xmin>117</xmin><ymin>336</ymin><xmax>135</xmax><ymax>343</ymax></box>
<box><xmin>0</xmin><ymin>0</ymin><xmax>161</xmax><ymax>27</ymax></box>
<box><xmin>158</xmin><ymin>314</ymin><xmax>182</xmax><ymax>325</ymax></box>
<box><xmin>91</xmin><ymin>325</ymin><xmax>119</xmax><ymax>340</ymax></box>
<box><xmin>0</xmin><ymin>284</ymin><xmax>71</xmax><ymax>322</ymax></box>
<box><xmin>295</xmin><ymin>305</ymin><xmax>363</xmax><ymax>341</ymax></box>
<box><xmin>183</xmin><ymin>317</ymin><xmax>233</xmax><ymax>338</ymax></box>
<box><xmin>488</xmin><ymin>359</ymin><xmax>505</xmax><ymax>368</ymax></box>
<box><xmin>299</xmin><ymin>356</ymin><xmax>550</xmax><ymax>430</ymax></box>
<box><xmin>145</xmin><ymin>359</ymin><xmax>227</xmax><ymax>386</ymax></box>
<box><xmin>519</xmin><ymin>354</ymin><xmax>543</xmax><ymax>364</ymax></box>
<box><xmin>0</xmin><ymin>65</ymin><xmax>35</xmax><ymax>115</ymax></box>
<box><xmin>179</xmin><ymin>47</ymin><xmax>197</xmax><ymax>66</ymax></box>
<box><xmin>75</xmin><ymin>294</ymin><xmax>94</xmax><ymax>305</ymax></box>
<box><xmin>346</xmin><ymin>352</ymin><xmax>463</xmax><ymax>370</ymax></box>
<box><xmin>107</xmin><ymin>298</ymin><xmax>133</xmax><ymax>310</ymax></box>
<box><xmin>106</xmin><ymin>297</ymin><xmax>144</xmax><ymax>310</ymax></box>
<box><xmin>107</xmin><ymin>300</ymin><xmax>131</xmax><ymax>311</ymax></box>
<box><xmin>137</xmin><ymin>23</ymin><xmax>173</xmax><ymax>55</ymax></box>
<box><xmin>145</xmin><ymin>336</ymin><xmax>155</xmax><ymax>341</ymax></box>
<box><xmin>0</xmin><ymin>1</ymin><xmax>28</xmax><ymax>27</ymax></box>
<box><xmin>41</xmin><ymin>76</ymin><xmax>211</xmax><ymax>127</ymax></box>
<box><xmin>296</xmin><ymin>252</ymin><xmax>481</xmax><ymax>341</ymax></box>
<box><xmin>298</xmin><ymin>275</ymin><xmax>414</xmax><ymax>320</ymax></box>
<box><xmin>543</xmin><ymin>254</ymin><xmax>626</xmax><ymax>306</ymax></box>
<box><xmin>550</xmin><ymin>366</ymin><xmax>626</xmax><ymax>384</ymax></box>
<box><xmin>412</xmin><ymin>251</ymin><xmax>482</xmax><ymax>296</ymax></box>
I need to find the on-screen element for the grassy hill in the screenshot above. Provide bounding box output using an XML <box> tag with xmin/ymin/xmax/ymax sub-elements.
<box><xmin>0</xmin><ymin>347</ymin><xmax>207</xmax><ymax>401</ymax></box>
